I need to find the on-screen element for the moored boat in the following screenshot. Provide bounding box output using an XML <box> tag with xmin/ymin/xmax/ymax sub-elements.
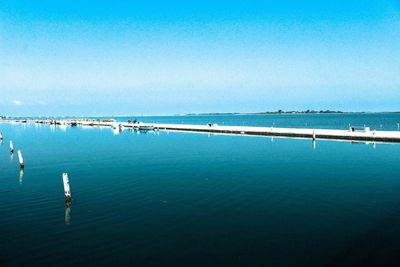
<box><xmin>139</xmin><ymin>125</ymin><xmax>155</xmax><ymax>131</ymax></box>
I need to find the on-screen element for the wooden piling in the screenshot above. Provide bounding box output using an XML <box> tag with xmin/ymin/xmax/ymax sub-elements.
<box><xmin>62</xmin><ymin>173</ymin><xmax>72</xmax><ymax>204</ymax></box>
<box><xmin>312</xmin><ymin>130</ymin><xmax>316</xmax><ymax>141</ymax></box>
<box><xmin>0</xmin><ymin>132</ymin><xmax>3</xmax><ymax>140</ymax></box>
<box><xmin>17</xmin><ymin>150</ymin><xmax>24</xmax><ymax>169</ymax></box>
<box><xmin>10</xmin><ymin>140</ymin><xmax>14</xmax><ymax>153</ymax></box>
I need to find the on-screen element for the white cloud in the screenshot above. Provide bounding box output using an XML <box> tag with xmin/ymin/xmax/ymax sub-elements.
<box><xmin>12</xmin><ymin>100</ymin><xmax>23</xmax><ymax>106</ymax></box>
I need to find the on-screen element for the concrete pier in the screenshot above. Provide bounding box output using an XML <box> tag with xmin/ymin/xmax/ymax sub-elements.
<box><xmin>138</xmin><ymin>123</ymin><xmax>400</xmax><ymax>143</ymax></box>
<box><xmin>2</xmin><ymin>119</ymin><xmax>400</xmax><ymax>143</ymax></box>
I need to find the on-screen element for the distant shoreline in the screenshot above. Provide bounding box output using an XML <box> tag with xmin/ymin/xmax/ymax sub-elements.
<box><xmin>1</xmin><ymin>111</ymin><xmax>400</xmax><ymax>119</ymax></box>
<box><xmin>183</xmin><ymin>111</ymin><xmax>400</xmax><ymax>116</ymax></box>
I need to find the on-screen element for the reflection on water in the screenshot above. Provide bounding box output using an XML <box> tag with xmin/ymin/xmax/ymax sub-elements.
<box><xmin>80</xmin><ymin>125</ymin><xmax>93</xmax><ymax>130</ymax></box>
<box><xmin>59</xmin><ymin>124</ymin><xmax>67</xmax><ymax>132</ymax></box>
<box><xmin>112</xmin><ymin>127</ymin><xmax>121</xmax><ymax>135</ymax></box>
<box><xmin>19</xmin><ymin>170</ymin><xmax>24</xmax><ymax>184</ymax></box>
<box><xmin>65</xmin><ymin>206</ymin><xmax>71</xmax><ymax>225</ymax></box>
<box><xmin>313</xmin><ymin>140</ymin><xmax>316</xmax><ymax>150</ymax></box>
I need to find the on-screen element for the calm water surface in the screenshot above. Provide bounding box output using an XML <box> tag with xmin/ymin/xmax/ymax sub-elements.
<box><xmin>1</xmin><ymin>114</ymin><xmax>400</xmax><ymax>266</ymax></box>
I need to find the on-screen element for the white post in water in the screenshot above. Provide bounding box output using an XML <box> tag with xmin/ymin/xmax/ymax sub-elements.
<box><xmin>17</xmin><ymin>150</ymin><xmax>24</xmax><ymax>169</ymax></box>
<box><xmin>312</xmin><ymin>130</ymin><xmax>316</xmax><ymax>141</ymax></box>
<box><xmin>0</xmin><ymin>132</ymin><xmax>3</xmax><ymax>140</ymax></box>
<box><xmin>62</xmin><ymin>173</ymin><xmax>71</xmax><ymax>204</ymax></box>
<box><xmin>10</xmin><ymin>140</ymin><xmax>14</xmax><ymax>154</ymax></box>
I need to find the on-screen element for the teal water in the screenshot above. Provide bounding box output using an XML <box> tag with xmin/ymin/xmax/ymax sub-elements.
<box><xmin>1</xmin><ymin>114</ymin><xmax>400</xmax><ymax>266</ymax></box>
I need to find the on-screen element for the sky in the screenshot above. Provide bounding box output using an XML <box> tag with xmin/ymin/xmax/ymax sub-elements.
<box><xmin>1</xmin><ymin>0</ymin><xmax>400</xmax><ymax>116</ymax></box>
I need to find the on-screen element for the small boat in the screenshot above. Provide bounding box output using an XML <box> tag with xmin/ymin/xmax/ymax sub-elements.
<box><xmin>139</xmin><ymin>125</ymin><xmax>155</xmax><ymax>131</ymax></box>
<box><xmin>101</xmin><ymin>119</ymin><xmax>116</xmax><ymax>123</ymax></box>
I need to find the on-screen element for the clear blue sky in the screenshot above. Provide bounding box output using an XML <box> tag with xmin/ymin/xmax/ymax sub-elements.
<box><xmin>1</xmin><ymin>0</ymin><xmax>400</xmax><ymax>116</ymax></box>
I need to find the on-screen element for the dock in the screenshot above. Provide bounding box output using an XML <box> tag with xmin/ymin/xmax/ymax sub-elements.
<box><xmin>1</xmin><ymin>119</ymin><xmax>400</xmax><ymax>143</ymax></box>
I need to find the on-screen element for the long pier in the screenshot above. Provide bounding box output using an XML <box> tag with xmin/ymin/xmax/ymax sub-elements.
<box><xmin>1</xmin><ymin>119</ymin><xmax>400</xmax><ymax>143</ymax></box>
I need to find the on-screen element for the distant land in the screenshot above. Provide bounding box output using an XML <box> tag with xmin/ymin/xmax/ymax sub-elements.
<box><xmin>2</xmin><ymin>111</ymin><xmax>400</xmax><ymax>119</ymax></box>
<box><xmin>184</xmin><ymin>110</ymin><xmax>400</xmax><ymax>116</ymax></box>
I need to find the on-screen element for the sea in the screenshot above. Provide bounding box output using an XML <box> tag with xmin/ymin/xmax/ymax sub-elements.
<box><xmin>1</xmin><ymin>113</ymin><xmax>400</xmax><ymax>266</ymax></box>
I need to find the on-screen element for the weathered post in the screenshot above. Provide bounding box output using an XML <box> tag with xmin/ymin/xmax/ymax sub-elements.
<box><xmin>62</xmin><ymin>173</ymin><xmax>72</xmax><ymax>204</ymax></box>
<box><xmin>0</xmin><ymin>132</ymin><xmax>3</xmax><ymax>140</ymax></box>
<box><xmin>10</xmin><ymin>140</ymin><xmax>14</xmax><ymax>154</ymax></box>
<box><xmin>17</xmin><ymin>150</ymin><xmax>24</xmax><ymax>169</ymax></box>
<box><xmin>312</xmin><ymin>130</ymin><xmax>316</xmax><ymax>141</ymax></box>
